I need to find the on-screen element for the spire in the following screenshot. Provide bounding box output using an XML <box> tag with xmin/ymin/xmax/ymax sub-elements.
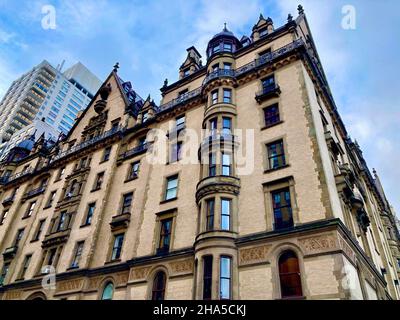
<box><xmin>113</xmin><ymin>62</ymin><xmax>120</xmax><ymax>72</ymax></box>
<box><xmin>287</xmin><ymin>14</ymin><xmax>293</xmax><ymax>22</ymax></box>
<box><xmin>259</xmin><ymin>13</ymin><xmax>264</xmax><ymax>20</ymax></box>
<box><xmin>223</xmin><ymin>22</ymin><xmax>228</xmax><ymax>32</ymax></box>
<box><xmin>297</xmin><ymin>4</ymin><xmax>304</xmax><ymax>15</ymax></box>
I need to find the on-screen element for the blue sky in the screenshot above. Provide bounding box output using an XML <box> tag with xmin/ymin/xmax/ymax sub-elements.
<box><xmin>0</xmin><ymin>0</ymin><xmax>399</xmax><ymax>216</ymax></box>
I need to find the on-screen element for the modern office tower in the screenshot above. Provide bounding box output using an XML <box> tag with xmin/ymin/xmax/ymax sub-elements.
<box><xmin>0</xmin><ymin>61</ymin><xmax>102</xmax><ymax>158</ymax></box>
<box><xmin>0</xmin><ymin>7</ymin><xmax>399</xmax><ymax>300</ymax></box>
<box><xmin>0</xmin><ymin>60</ymin><xmax>56</xmax><ymax>143</ymax></box>
<box><xmin>37</xmin><ymin>62</ymin><xmax>101</xmax><ymax>135</ymax></box>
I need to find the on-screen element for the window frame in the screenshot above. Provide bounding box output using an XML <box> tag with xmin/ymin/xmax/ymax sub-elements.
<box><xmin>263</xmin><ymin>103</ymin><xmax>280</xmax><ymax>128</ymax></box>
<box><xmin>164</xmin><ymin>175</ymin><xmax>179</xmax><ymax>201</ymax></box>
<box><xmin>223</xmin><ymin>88</ymin><xmax>232</xmax><ymax>104</ymax></box>
<box><xmin>203</xmin><ymin>255</ymin><xmax>213</xmax><ymax>300</ymax></box>
<box><xmin>206</xmin><ymin>198</ymin><xmax>215</xmax><ymax>231</ymax></box>
<box><xmin>271</xmin><ymin>188</ymin><xmax>294</xmax><ymax>230</ymax></box>
<box><xmin>266</xmin><ymin>139</ymin><xmax>286</xmax><ymax>170</ymax></box>
<box><xmin>219</xmin><ymin>256</ymin><xmax>232</xmax><ymax>300</ymax></box>
<box><xmin>220</xmin><ymin>198</ymin><xmax>231</xmax><ymax>231</ymax></box>
<box><xmin>110</xmin><ymin>233</ymin><xmax>125</xmax><ymax>261</ymax></box>
<box><xmin>70</xmin><ymin>241</ymin><xmax>85</xmax><ymax>269</ymax></box>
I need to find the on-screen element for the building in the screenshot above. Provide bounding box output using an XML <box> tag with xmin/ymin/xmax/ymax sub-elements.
<box><xmin>0</xmin><ymin>61</ymin><xmax>101</xmax><ymax>159</ymax></box>
<box><xmin>0</xmin><ymin>6</ymin><xmax>399</xmax><ymax>300</ymax></box>
<box><xmin>37</xmin><ymin>61</ymin><xmax>101</xmax><ymax>135</ymax></box>
<box><xmin>0</xmin><ymin>60</ymin><xmax>56</xmax><ymax>143</ymax></box>
<box><xmin>0</xmin><ymin>119</ymin><xmax>59</xmax><ymax>162</ymax></box>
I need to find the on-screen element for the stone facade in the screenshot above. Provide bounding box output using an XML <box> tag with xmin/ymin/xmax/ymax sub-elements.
<box><xmin>0</xmin><ymin>7</ymin><xmax>399</xmax><ymax>300</ymax></box>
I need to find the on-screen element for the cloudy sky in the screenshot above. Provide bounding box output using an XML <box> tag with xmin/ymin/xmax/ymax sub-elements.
<box><xmin>0</xmin><ymin>0</ymin><xmax>399</xmax><ymax>216</ymax></box>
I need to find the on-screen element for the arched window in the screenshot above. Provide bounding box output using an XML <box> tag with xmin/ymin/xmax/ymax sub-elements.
<box><xmin>152</xmin><ymin>271</ymin><xmax>166</xmax><ymax>300</ymax></box>
<box><xmin>278</xmin><ymin>251</ymin><xmax>303</xmax><ymax>298</ymax></box>
<box><xmin>101</xmin><ymin>282</ymin><xmax>114</xmax><ymax>300</ymax></box>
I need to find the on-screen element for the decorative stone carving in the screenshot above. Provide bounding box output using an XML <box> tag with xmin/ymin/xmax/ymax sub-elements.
<box><xmin>4</xmin><ymin>290</ymin><xmax>22</xmax><ymax>300</ymax></box>
<box><xmin>338</xmin><ymin>235</ymin><xmax>357</xmax><ymax>263</ymax></box>
<box><xmin>299</xmin><ymin>234</ymin><xmax>338</xmax><ymax>255</ymax></box>
<box><xmin>169</xmin><ymin>259</ymin><xmax>194</xmax><ymax>275</ymax></box>
<box><xmin>87</xmin><ymin>276</ymin><xmax>102</xmax><ymax>290</ymax></box>
<box><xmin>56</xmin><ymin>279</ymin><xmax>84</xmax><ymax>293</ymax></box>
<box><xmin>129</xmin><ymin>266</ymin><xmax>151</xmax><ymax>281</ymax></box>
<box><xmin>116</xmin><ymin>271</ymin><xmax>129</xmax><ymax>286</ymax></box>
<box><xmin>239</xmin><ymin>244</ymin><xmax>271</xmax><ymax>266</ymax></box>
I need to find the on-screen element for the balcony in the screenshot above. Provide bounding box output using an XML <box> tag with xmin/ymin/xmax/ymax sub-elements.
<box><xmin>42</xmin><ymin>229</ymin><xmax>71</xmax><ymax>248</ymax></box>
<box><xmin>203</xmin><ymin>69</ymin><xmax>235</xmax><ymax>87</ymax></box>
<box><xmin>120</xmin><ymin>143</ymin><xmax>149</xmax><ymax>160</ymax></box>
<box><xmin>1</xmin><ymin>168</ymin><xmax>34</xmax><ymax>185</ymax></box>
<box><xmin>3</xmin><ymin>246</ymin><xmax>18</xmax><ymax>260</ymax></box>
<box><xmin>110</xmin><ymin>213</ymin><xmax>131</xmax><ymax>230</ymax></box>
<box><xmin>51</xmin><ymin>126</ymin><xmax>125</xmax><ymax>163</ymax></box>
<box><xmin>2</xmin><ymin>195</ymin><xmax>15</xmax><ymax>206</ymax></box>
<box><xmin>196</xmin><ymin>175</ymin><xmax>240</xmax><ymax>203</ymax></box>
<box><xmin>22</xmin><ymin>186</ymin><xmax>46</xmax><ymax>201</ymax></box>
<box><xmin>255</xmin><ymin>83</ymin><xmax>281</xmax><ymax>103</ymax></box>
<box><xmin>157</xmin><ymin>87</ymin><xmax>202</xmax><ymax>114</ymax></box>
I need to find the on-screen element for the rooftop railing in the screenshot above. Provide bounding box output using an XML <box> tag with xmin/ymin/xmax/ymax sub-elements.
<box><xmin>51</xmin><ymin>125</ymin><xmax>125</xmax><ymax>163</ymax></box>
<box><xmin>157</xmin><ymin>87</ymin><xmax>202</xmax><ymax>114</ymax></box>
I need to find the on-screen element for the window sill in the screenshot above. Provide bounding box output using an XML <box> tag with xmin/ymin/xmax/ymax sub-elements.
<box><xmin>105</xmin><ymin>259</ymin><xmax>121</xmax><ymax>265</ymax></box>
<box><xmin>124</xmin><ymin>176</ymin><xmax>138</xmax><ymax>183</ymax></box>
<box><xmin>66</xmin><ymin>266</ymin><xmax>79</xmax><ymax>271</ymax></box>
<box><xmin>90</xmin><ymin>188</ymin><xmax>102</xmax><ymax>193</ymax></box>
<box><xmin>99</xmin><ymin>159</ymin><xmax>110</xmax><ymax>165</ymax></box>
<box><xmin>264</xmin><ymin>164</ymin><xmax>290</xmax><ymax>174</ymax></box>
<box><xmin>43</xmin><ymin>205</ymin><xmax>52</xmax><ymax>210</ymax></box>
<box><xmin>21</xmin><ymin>215</ymin><xmax>32</xmax><ymax>220</ymax></box>
<box><xmin>30</xmin><ymin>239</ymin><xmax>40</xmax><ymax>243</ymax></box>
<box><xmin>80</xmin><ymin>223</ymin><xmax>91</xmax><ymax>229</ymax></box>
<box><xmin>261</xmin><ymin>120</ymin><xmax>284</xmax><ymax>131</ymax></box>
<box><xmin>160</xmin><ymin>197</ymin><xmax>178</xmax><ymax>204</ymax></box>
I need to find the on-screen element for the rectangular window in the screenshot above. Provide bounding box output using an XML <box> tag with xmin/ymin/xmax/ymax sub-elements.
<box><xmin>47</xmin><ymin>248</ymin><xmax>57</xmax><ymax>267</ymax></box>
<box><xmin>209</xmin><ymin>153</ymin><xmax>217</xmax><ymax>177</ymax></box>
<box><xmin>223</xmin><ymin>89</ymin><xmax>232</xmax><ymax>103</ymax></box>
<box><xmin>0</xmin><ymin>263</ymin><xmax>10</xmax><ymax>286</ymax></box>
<box><xmin>70</xmin><ymin>241</ymin><xmax>84</xmax><ymax>268</ymax></box>
<box><xmin>220</xmin><ymin>256</ymin><xmax>232</xmax><ymax>299</ymax></box>
<box><xmin>128</xmin><ymin>162</ymin><xmax>140</xmax><ymax>179</ymax></box>
<box><xmin>33</xmin><ymin>219</ymin><xmax>45</xmax><ymax>241</ymax></box>
<box><xmin>84</xmin><ymin>203</ymin><xmax>96</xmax><ymax>225</ymax></box>
<box><xmin>212</xmin><ymin>64</ymin><xmax>219</xmax><ymax>72</ymax></box>
<box><xmin>57</xmin><ymin>211</ymin><xmax>68</xmax><ymax>232</ymax></box>
<box><xmin>206</xmin><ymin>199</ymin><xmax>215</xmax><ymax>231</ymax></box>
<box><xmin>25</xmin><ymin>201</ymin><xmax>36</xmax><ymax>217</ymax></box>
<box><xmin>171</xmin><ymin>141</ymin><xmax>183</xmax><ymax>163</ymax></box>
<box><xmin>263</xmin><ymin>104</ymin><xmax>280</xmax><ymax>127</ymax></box>
<box><xmin>0</xmin><ymin>210</ymin><xmax>8</xmax><ymax>225</ymax></box>
<box><xmin>183</xmin><ymin>68</ymin><xmax>190</xmax><ymax>77</ymax></box>
<box><xmin>223</xmin><ymin>63</ymin><xmax>232</xmax><ymax>70</ymax></box>
<box><xmin>262</xmin><ymin>75</ymin><xmax>275</xmax><ymax>91</ymax></box>
<box><xmin>221</xmin><ymin>199</ymin><xmax>231</xmax><ymax>230</ymax></box>
<box><xmin>210</xmin><ymin>118</ymin><xmax>218</xmax><ymax>135</ymax></box>
<box><xmin>222</xmin><ymin>153</ymin><xmax>231</xmax><ymax>176</ymax></box>
<box><xmin>46</xmin><ymin>191</ymin><xmax>57</xmax><ymax>208</ymax></box>
<box><xmin>203</xmin><ymin>256</ymin><xmax>213</xmax><ymax>300</ymax></box>
<box><xmin>19</xmin><ymin>254</ymin><xmax>32</xmax><ymax>279</ymax></box>
<box><xmin>111</xmin><ymin>234</ymin><xmax>124</xmax><ymax>261</ymax></box>
<box><xmin>165</xmin><ymin>175</ymin><xmax>178</xmax><ymax>201</ymax></box>
<box><xmin>121</xmin><ymin>193</ymin><xmax>133</xmax><ymax>215</ymax></box>
<box><xmin>212</xmin><ymin>44</ymin><xmax>220</xmax><ymax>54</ymax></box>
<box><xmin>272</xmin><ymin>188</ymin><xmax>293</xmax><ymax>230</ymax></box>
<box><xmin>103</xmin><ymin>146</ymin><xmax>112</xmax><ymax>162</ymax></box>
<box><xmin>93</xmin><ymin>172</ymin><xmax>105</xmax><ymax>190</ymax></box>
<box><xmin>222</xmin><ymin>117</ymin><xmax>232</xmax><ymax>135</ymax></box>
<box><xmin>176</xmin><ymin>115</ymin><xmax>185</xmax><ymax>129</ymax></box>
<box><xmin>267</xmin><ymin>140</ymin><xmax>286</xmax><ymax>170</ymax></box>
<box><xmin>211</xmin><ymin>90</ymin><xmax>218</xmax><ymax>105</ymax></box>
<box><xmin>58</xmin><ymin>167</ymin><xmax>65</xmax><ymax>179</ymax></box>
<box><xmin>14</xmin><ymin>228</ymin><xmax>24</xmax><ymax>247</ymax></box>
<box><xmin>158</xmin><ymin>218</ymin><xmax>173</xmax><ymax>254</ymax></box>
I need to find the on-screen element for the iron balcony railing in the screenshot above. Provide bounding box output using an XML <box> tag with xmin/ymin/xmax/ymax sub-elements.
<box><xmin>2</xmin><ymin>195</ymin><xmax>15</xmax><ymax>205</ymax></box>
<box><xmin>235</xmin><ymin>38</ymin><xmax>304</xmax><ymax>76</ymax></box>
<box><xmin>157</xmin><ymin>39</ymin><xmax>305</xmax><ymax>114</ymax></box>
<box><xmin>0</xmin><ymin>168</ymin><xmax>33</xmax><ymax>185</ymax></box>
<box><xmin>255</xmin><ymin>83</ymin><xmax>281</xmax><ymax>102</ymax></box>
<box><xmin>203</xmin><ymin>68</ymin><xmax>235</xmax><ymax>86</ymax></box>
<box><xmin>24</xmin><ymin>186</ymin><xmax>46</xmax><ymax>199</ymax></box>
<box><xmin>157</xmin><ymin>87</ymin><xmax>202</xmax><ymax>114</ymax></box>
<box><xmin>51</xmin><ymin>125</ymin><xmax>125</xmax><ymax>163</ymax></box>
<box><xmin>121</xmin><ymin>143</ymin><xmax>149</xmax><ymax>159</ymax></box>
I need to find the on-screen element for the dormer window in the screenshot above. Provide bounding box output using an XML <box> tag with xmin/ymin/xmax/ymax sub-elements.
<box><xmin>259</xmin><ymin>28</ymin><xmax>268</xmax><ymax>38</ymax></box>
<box><xmin>142</xmin><ymin>111</ymin><xmax>149</xmax><ymax>123</ymax></box>
<box><xmin>178</xmin><ymin>89</ymin><xmax>188</xmax><ymax>97</ymax></box>
<box><xmin>183</xmin><ymin>68</ymin><xmax>190</xmax><ymax>77</ymax></box>
<box><xmin>223</xmin><ymin>43</ymin><xmax>233</xmax><ymax>52</ymax></box>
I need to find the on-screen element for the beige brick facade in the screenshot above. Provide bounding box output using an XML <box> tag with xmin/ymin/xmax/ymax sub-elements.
<box><xmin>0</xmin><ymin>7</ymin><xmax>399</xmax><ymax>300</ymax></box>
